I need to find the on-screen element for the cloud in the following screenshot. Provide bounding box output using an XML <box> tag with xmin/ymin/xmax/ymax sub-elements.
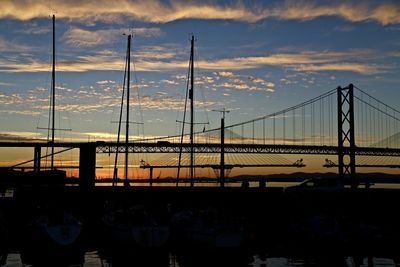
<box><xmin>0</xmin><ymin>48</ymin><xmax>391</xmax><ymax>75</ymax></box>
<box><xmin>212</xmin><ymin>71</ymin><xmax>275</xmax><ymax>92</ymax></box>
<box><xmin>0</xmin><ymin>110</ymin><xmax>41</xmax><ymax>116</ymax></box>
<box><xmin>271</xmin><ymin>1</ymin><xmax>400</xmax><ymax>25</ymax></box>
<box><xmin>174</xmin><ymin>75</ymin><xmax>187</xmax><ymax>80</ymax></box>
<box><xmin>135</xmin><ymin>94</ymin><xmax>217</xmax><ymax>111</ymax></box>
<box><xmin>0</xmin><ymin>53</ymin><xmax>124</xmax><ymax>72</ymax></box>
<box><xmin>0</xmin><ymin>130</ymin><xmax>159</xmax><ymax>143</ymax></box>
<box><xmin>248</xmin><ymin>76</ymin><xmax>275</xmax><ymax>88</ymax></box>
<box><xmin>391</xmin><ymin>52</ymin><xmax>400</xmax><ymax>57</ymax></box>
<box><xmin>295</xmin><ymin>63</ymin><xmax>388</xmax><ymax>74</ymax></box>
<box><xmin>0</xmin><ymin>82</ymin><xmax>14</xmax><ymax>86</ymax></box>
<box><xmin>199</xmin><ymin>49</ymin><xmax>379</xmax><ymax>69</ymax></box>
<box><xmin>0</xmin><ymin>131</ymin><xmax>45</xmax><ymax>142</ymax></box>
<box><xmin>96</xmin><ymin>80</ymin><xmax>116</xmax><ymax>85</ymax></box>
<box><xmin>0</xmin><ymin>37</ymin><xmax>33</xmax><ymax>52</ymax></box>
<box><xmin>135</xmin><ymin>46</ymin><xmax>178</xmax><ymax>60</ymax></box>
<box><xmin>218</xmin><ymin>82</ymin><xmax>265</xmax><ymax>92</ymax></box>
<box><xmin>0</xmin><ymin>1</ymin><xmax>263</xmax><ymax>23</ymax></box>
<box><xmin>81</xmin><ymin>132</ymin><xmax>119</xmax><ymax>139</ymax></box>
<box><xmin>63</xmin><ymin>27</ymin><xmax>162</xmax><ymax>47</ymax></box>
<box><xmin>16</xmin><ymin>21</ymin><xmax>51</xmax><ymax>35</ymax></box>
<box><xmin>0</xmin><ymin>1</ymin><xmax>399</xmax><ymax>25</ymax></box>
<box><xmin>215</xmin><ymin>71</ymin><xmax>236</xmax><ymax>78</ymax></box>
<box><xmin>197</xmin><ymin>50</ymin><xmax>390</xmax><ymax>74</ymax></box>
<box><xmin>161</xmin><ymin>79</ymin><xmax>179</xmax><ymax>85</ymax></box>
<box><xmin>195</xmin><ymin>76</ymin><xmax>214</xmax><ymax>84</ymax></box>
<box><xmin>0</xmin><ymin>93</ymin><xmax>24</xmax><ymax>105</ymax></box>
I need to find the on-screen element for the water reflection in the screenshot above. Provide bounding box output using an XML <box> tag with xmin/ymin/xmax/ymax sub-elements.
<box><xmin>98</xmin><ymin>245</ymin><xmax>170</xmax><ymax>267</ymax></box>
<box><xmin>248</xmin><ymin>256</ymin><xmax>400</xmax><ymax>267</ymax></box>
<box><xmin>173</xmin><ymin>249</ymin><xmax>252</xmax><ymax>267</ymax></box>
<box><xmin>2</xmin><ymin>187</ymin><xmax>400</xmax><ymax>266</ymax></box>
<box><xmin>19</xmin><ymin>247</ymin><xmax>85</xmax><ymax>266</ymax></box>
<box><xmin>2</xmin><ymin>250</ymin><xmax>400</xmax><ymax>266</ymax></box>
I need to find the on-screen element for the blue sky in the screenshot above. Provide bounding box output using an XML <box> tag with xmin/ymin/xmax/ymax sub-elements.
<box><xmin>0</xmin><ymin>0</ymin><xmax>399</xmax><ymax>175</ymax></box>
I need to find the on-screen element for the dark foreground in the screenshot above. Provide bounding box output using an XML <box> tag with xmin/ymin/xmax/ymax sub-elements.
<box><xmin>1</xmin><ymin>186</ymin><xmax>400</xmax><ymax>266</ymax></box>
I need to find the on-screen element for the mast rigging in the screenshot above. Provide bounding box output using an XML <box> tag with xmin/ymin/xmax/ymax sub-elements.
<box><xmin>189</xmin><ymin>35</ymin><xmax>194</xmax><ymax>186</ymax></box>
<box><xmin>176</xmin><ymin>35</ymin><xmax>207</xmax><ymax>186</ymax></box>
<box><xmin>125</xmin><ymin>34</ymin><xmax>131</xmax><ymax>187</ymax></box>
<box><xmin>51</xmin><ymin>14</ymin><xmax>56</xmax><ymax>170</ymax></box>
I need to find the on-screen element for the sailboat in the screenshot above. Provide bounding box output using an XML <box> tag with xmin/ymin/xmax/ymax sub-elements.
<box><xmin>176</xmin><ymin>34</ymin><xmax>209</xmax><ymax>186</ymax></box>
<box><xmin>18</xmin><ymin>11</ymin><xmax>69</xmax><ymax>187</ymax></box>
<box><xmin>171</xmin><ymin>36</ymin><xmax>244</xmax><ymax>249</ymax></box>
<box><xmin>102</xmin><ymin>204</ymin><xmax>170</xmax><ymax>248</ymax></box>
<box><xmin>171</xmin><ymin>207</ymin><xmax>244</xmax><ymax>250</ymax></box>
<box><xmin>112</xmin><ymin>32</ymin><xmax>132</xmax><ymax>187</ymax></box>
<box><xmin>103</xmin><ymin>34</ymin><xmax>170</xmax><ymax>249</ymax></box>
<box><xmin>21</xmin><ymin>15</ymin><xmax>82</xmax><ymax>253</ymax></box>
<box><xmin>27</xmin><ymin>205</ymin><xmax>82</xmax><ymax>246</ymax></box>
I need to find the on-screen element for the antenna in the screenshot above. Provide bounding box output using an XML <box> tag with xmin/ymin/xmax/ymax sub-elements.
<box><xmin>212</xmin><ymin>108</ymin><xmax>231</xmax><ymax>120</ymax></box>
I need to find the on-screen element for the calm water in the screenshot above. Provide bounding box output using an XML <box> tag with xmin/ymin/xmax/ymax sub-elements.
<box><xmin>2</xmin><ymin>186</ymin><xmax>400</xmax><ymax>266</ymax></box>
<box><xmin>1</xmin><ymin>252</ymin><xmax>400</xmax><ymax>266</ymax></box>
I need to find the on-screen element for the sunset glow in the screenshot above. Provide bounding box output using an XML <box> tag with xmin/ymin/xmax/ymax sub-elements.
<box><xmin>1</xmin><ymin>0</ymin><xmax>399</xmax><ymax>179</ymax></box>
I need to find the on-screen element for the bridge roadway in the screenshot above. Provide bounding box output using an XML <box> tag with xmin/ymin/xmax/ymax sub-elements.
<box><xmin>1</xmin><ymin>141</ymin><xmax>400</xmax><ymax>157</ymax></box>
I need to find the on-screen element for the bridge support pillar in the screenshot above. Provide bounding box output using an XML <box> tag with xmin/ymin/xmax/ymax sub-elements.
<box><xmin>33</xmin><ymin>145</ymin><xmax>41</xmax><ymax>172</ymax></box>
<box><xmin>220</xmin><ymin>117</ymin><xmax>225</xmax><ymax>187</ymax></box>
<box><xmin>149</xmin><ymin>167</ymin><xmax>153</xmax><ymax>187</ymax></box>
<box><xmin>337</xmin><ymin>84</ymin><xmax>357</xmax><ymax>188</ymax></box>
<box><xmin>79</xmin><ymin>143</ymin><xmax>96</xmax><ymax>190</ymax></box>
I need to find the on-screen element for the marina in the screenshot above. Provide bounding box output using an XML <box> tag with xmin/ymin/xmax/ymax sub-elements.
<box><xmin>1</xmin><ymin>185</ymin><xmax>400</xmax><ymax>265</ymax></box>
<box><xmin>1</xmin><ymin>1</ymin><xmax>400</xmax><ymax>266</ymax></box>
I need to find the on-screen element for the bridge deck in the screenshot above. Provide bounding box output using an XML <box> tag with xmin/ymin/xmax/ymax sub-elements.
<box><xmin>1</xmin><ymin>141</ymin><xmax>400</xmax><ymax>156</ymax></box>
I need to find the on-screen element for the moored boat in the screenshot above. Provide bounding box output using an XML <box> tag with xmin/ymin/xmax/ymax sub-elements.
<box><xmin>33</xmin><ymin>209</ymin><xmax>82</xmax><ymax>246</ymax></box>
<box><xmin>102</xmin><ymin>204</ymin><xmax>170</xmax><ymax>249</ymax></box>
<box><xmin>0</xmin><ymin>211</ymin><xmax>8</xmax><ymax>262</ymax></box>
<box><xmin>172</xmin><ymin>208</ymin><xmax>244</xmax><ymax>249</ymax></box>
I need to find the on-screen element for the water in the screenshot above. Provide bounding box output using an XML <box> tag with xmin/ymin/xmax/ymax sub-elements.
<box><xmin>2</xmin><ymin>186</ymin><xmax>400</xmax><ymax>266</ymax></box>
<box><xmin>1</xmin><ymin>252</ymin><xmax>399</xmax><ymax>266</ymax></box>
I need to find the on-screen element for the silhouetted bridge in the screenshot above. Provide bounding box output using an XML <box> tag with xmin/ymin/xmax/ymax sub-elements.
<box><xmin>3</xmin><ymin>142</ymin><xmax>400</xmax><ymax>156</ymax></box>
<box><xmin>1</xmin><ymin>84</ymin><xmax>400</xmax><ymax>188</ymax></box>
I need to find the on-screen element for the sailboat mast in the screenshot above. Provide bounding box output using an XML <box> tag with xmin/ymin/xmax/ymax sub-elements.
<box><xmin>189</xmin><ymin>35</ymin><xmax>194</xmax><ymax>186</ymax></box>
<box><xmin>125</xmin><ymin>34</ymin><xmax>131</xmax><ymax>186</ymax></box>
<box><xmin>51</xmin><ymin>14</ymin><xmax>56</xmax><ymax>170</ymax></box>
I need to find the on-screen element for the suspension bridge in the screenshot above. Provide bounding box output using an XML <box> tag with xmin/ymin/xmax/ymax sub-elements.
<box><xmin>1</xmin><ymin>83</ymin><xmax>400</xmax><ymax>188</ymax></box>
<box><xmin>3</xmin><ymin>84</ymin><xmax>400</xmax><ymax>263</ymax></box>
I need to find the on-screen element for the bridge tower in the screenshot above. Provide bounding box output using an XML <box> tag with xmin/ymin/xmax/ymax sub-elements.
<box><xmin>337</xmin><ymin>84</ymin><xmax>357</xmax><ymax>188</ymax></box>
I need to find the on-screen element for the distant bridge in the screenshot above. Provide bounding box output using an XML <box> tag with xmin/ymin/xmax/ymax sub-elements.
<box><xmin>2</xmin><ymin>84</ymin><xmax>400</xmax><ymax>188</ymax></box>
<box><xmin>2</xmin><ymin>142</ymin><xmax>400</xmax><ymax>156</ymax></box>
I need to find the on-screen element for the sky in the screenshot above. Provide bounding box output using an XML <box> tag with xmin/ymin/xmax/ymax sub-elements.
<box><xmin>0</xmin><ymin>0</ymin><xmax>400</xmax><ymax>178</ymax></box>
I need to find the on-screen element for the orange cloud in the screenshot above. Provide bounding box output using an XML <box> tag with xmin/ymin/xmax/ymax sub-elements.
<box><xmin>0</xmin><ymin>1</ymin><xmax>399</xmax><ymax>25</ymax></box>
<box><xmin>63</xmin><ymin>27</ymin><xmax>162</xmax><ymax>47</ymax></box>
<box><xmin>295</xmin><ymin>63</ymin><xmax>387</xmax><ymax>74</ymax></box>
<box><xmin>0</xmin><ymin>48</ymin><xmax>390</xmax><ymax>75</ymax></box>
<box><xmin>271</xmin><ymin>1</ymin><xmax>400</xmax><ymax>25</ymax></box>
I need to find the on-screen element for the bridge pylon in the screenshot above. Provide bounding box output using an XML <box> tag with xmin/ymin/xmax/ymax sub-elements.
<box><xmin>337</xmin><ymin>84</ymin><xmax>357</xmax><ymax>188</ymax></box>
